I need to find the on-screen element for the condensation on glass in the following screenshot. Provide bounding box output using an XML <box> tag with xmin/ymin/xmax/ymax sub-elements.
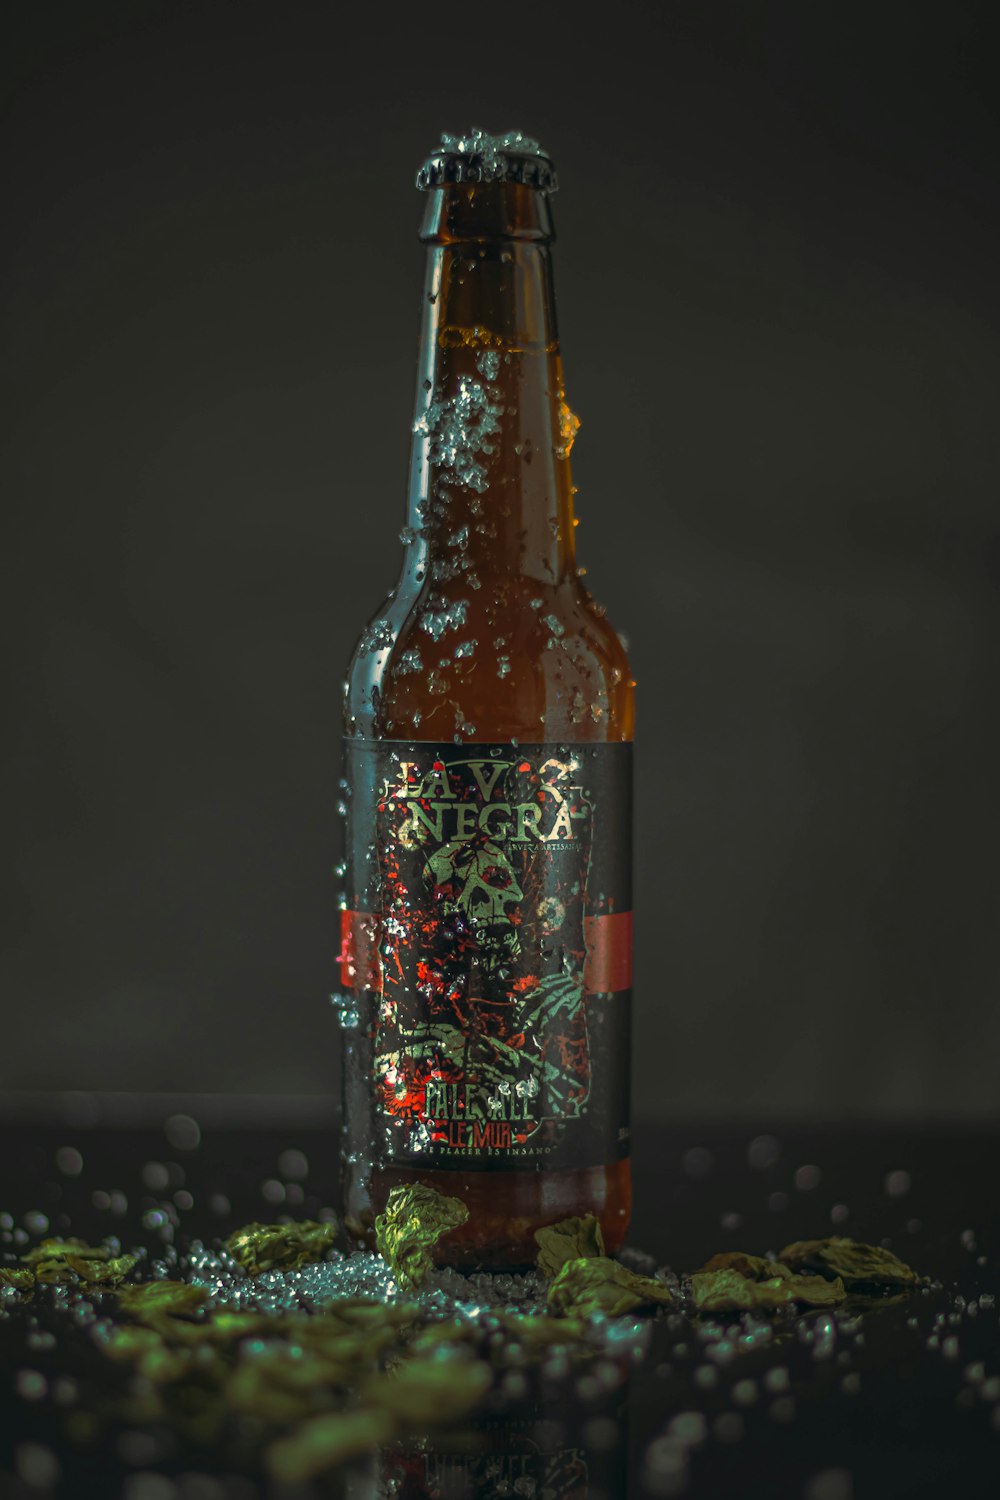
<box><xmin>336</xmin><ymin>131</ymin><xmax>634</xmax><ymax>1267</ymax></box>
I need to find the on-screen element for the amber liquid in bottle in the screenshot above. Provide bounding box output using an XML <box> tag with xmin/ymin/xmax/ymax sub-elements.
<box><xmin>340</xmin><ymin>172</ymin><xmax>633</xmax><ymax>1266</ymax></box>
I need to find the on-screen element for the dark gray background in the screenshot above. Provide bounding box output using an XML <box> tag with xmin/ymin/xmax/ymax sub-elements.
<box><xmin>3</xmin><ymin>3</ymin><xmax>998</xmax><ymax>1117</ymax></box>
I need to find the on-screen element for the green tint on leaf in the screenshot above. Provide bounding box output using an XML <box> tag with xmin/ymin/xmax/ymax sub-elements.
<box><xmin>374</xmin><ymin>1185</ymin><xmax>469</xmax><ymax>1291</ymax></box>
<box><xmin>20</xmin><ymin>1237</ymin><xmax>135</xmax><ymax>1288</ymax></box>
<box><xmin>117</xmin><ymin>1280</ymin><xmax>208</xmax><ymax>1321</ymax></box>
<box><xmin>778</xmin><ymin>1237</ymin><xmax>922</xmax><ymax>1288</ymax></box>
<box><xmin>0</xmin><ymin>1266</ymin><xmax>35</xmax><ymax>1292</ymax></box>
<box><xmin>68</xmin><ymin>1253</ymin><xmax>138</xmax><ymax>1287</ymax></box>
<box><xmin>365</xmin><ymin>1351</ymin><xmax>493</xmax><ymax>1425</ymax></box>
<box><xmin>224</xmin><ymin>1220</ymin><xmax>338</xmax><ymax>1276</ymax></box>
<box><xmin>501</xmin><ymin>1311</ymin><xmax>588</xmax><ymax>1347</ymax></box>
<box><xmin>690</xmin><ymin>1266</ymin><xmax>846</xmax><ymax>1313</ymax></box>
<box><xmin>548</xmin><ymin>1256</ymin><xmax>674</xmax><ymax>1318</ymax></box>
<box><xmin>267</xmin><ymin>1408</ymin><xmax>395</xmax><ymax>1483</ymax></box>
<box><xmin>102</xmin><ymin>1324</ymin><xmax>194</xmax><ymax>1383</ymax></box>
<box><xmin>22</xmin><ymin>1237</ymin><xmax>109</xmax><ymax>1267</ymax></box>
<box><xmin>534</xmin><ymin>1215</ymin><xmax>606</xmax><ymax>1278</ymax></box>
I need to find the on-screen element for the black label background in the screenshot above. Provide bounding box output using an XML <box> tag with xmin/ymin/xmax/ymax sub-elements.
<box><xmin>343</xmin><ymin>741</ymin><xmax>631</xmax><ymax>1171</ymax></box>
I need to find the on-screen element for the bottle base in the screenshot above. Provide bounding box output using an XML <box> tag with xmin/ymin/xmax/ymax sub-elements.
<box><xmin>348</xmin><ymin>1157</ymin><xmax>632</xmax><ymax>1271</ymax></box>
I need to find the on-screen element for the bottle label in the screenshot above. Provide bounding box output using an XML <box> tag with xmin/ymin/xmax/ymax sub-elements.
<box><xmin>341</xmin><ymin>741</ymin><xmax>631</xmax><ymax>1171</ymax></box>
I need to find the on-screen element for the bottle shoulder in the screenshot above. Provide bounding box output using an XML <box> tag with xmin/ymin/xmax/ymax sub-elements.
<box><xmin>344</xmin><ymin>576</ymin><xmax>633</xmax><ymax>743</ymax></box>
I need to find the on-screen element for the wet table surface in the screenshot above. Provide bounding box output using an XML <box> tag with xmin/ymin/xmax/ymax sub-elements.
<box><xmin>2</xmin><ymin>1105</ymin><xmax>999</xmax><ymax>1499</ymax></box>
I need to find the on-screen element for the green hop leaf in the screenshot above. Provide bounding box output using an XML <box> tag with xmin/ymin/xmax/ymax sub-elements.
<box><xmin>548</xmin><ymin>1256</ymin><xmax>674</xmax><ymax>1318</ymax></box>
<box><xmin>534</xmin><ymin>1215</ymin><xmax>606</xmax><ymax>1278</ymax></box>
<box><xmin>778</xmin><ymin>1237</ymin><xmax>922</xmax><ymax>1288</ymax></box>
<box><xmin>374</xmin><ymin>1185</ymin><xmax>469</xmax><ymax>1291</ymax></box>
<box><xmin>690</xmin><ymin>1267</ymin><xmax>846</xmax><ymax>1312</ymax></box>
<box><xmin>225</xmin><ymin>1220</ymin><xmax>338</xmax><ymax>1275</ymax></box>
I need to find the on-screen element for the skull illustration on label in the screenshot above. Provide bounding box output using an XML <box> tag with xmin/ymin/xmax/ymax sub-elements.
<box><xmin>424</xmin><ymin>837</ymin><xmax>524</xmax><ymax>973</ymax></box>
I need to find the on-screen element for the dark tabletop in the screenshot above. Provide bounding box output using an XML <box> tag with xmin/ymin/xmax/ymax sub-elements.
<box><xmin>2</xmin><ymin>1104</ymin><xmax>999</xmax><ymax>1499</ymax></box>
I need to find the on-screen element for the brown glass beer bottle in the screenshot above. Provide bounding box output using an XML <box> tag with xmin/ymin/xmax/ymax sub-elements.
<box><xmin>338</xmin><ymin>131</ymin><xmax>634</xmax><ymax>1267</ymax></box>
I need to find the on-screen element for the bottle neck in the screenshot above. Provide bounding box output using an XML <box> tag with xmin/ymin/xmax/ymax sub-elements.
<box><xmin>403</xmin><ymin>182</ymin><xmax>577</xmax><ymax>590</ymax></box>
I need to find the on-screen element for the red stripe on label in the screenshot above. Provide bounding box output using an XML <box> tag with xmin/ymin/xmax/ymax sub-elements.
<box><xmin>584</xmin><ymin>911</ymin><xmax>633</xmax><ymax>995</ymax></box>
<box><xmin>339</xmin><ymin>909</ymin><xmax>379</xmax><ymax>991</ymax></box>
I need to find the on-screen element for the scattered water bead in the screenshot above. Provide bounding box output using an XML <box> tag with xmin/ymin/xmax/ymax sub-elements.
<box><xmin>884</xmin><ymin>1169</ymin><xmax>912</xmax><ymax>1197</ymax></box>
<box><xmin>26</xmin><ymin>1328</ymin><xmax>57</xmax><ymax>1351</ymax></box>
<box><xmin>55</xmin><ymin>1146</ymin><xmax>83</xmax><ymax>1177</ymax></box>
<box><xmin>356</xmin><ymin>619</ymin><xmax>395</xmax><ymax>655</ymax></box>
<box><xmin>794</xmin><ymin>1164</ymin><xmax>822</xmax><ymax>1191</ymax></box>
<box><xmin>117</xmin><ymin>1431</ymin><xmax>167</xmax><ymax>1467</ymax></box>
<box><xmin>582</xmin><ymin>1415</ymin><xmax>620</xmax><ymax>1453</ymax></box>
<box><xmin>16</xmin><ymin>1368</ymin><xmax>48</xmax><ymax>1400</ymax></box>
<box><xmin>681</xmin><ymin>1146</ymin><xmax>713</xmax><ymax>1179</ymax></box>
<box><xmin>841</xmin><ymin>1372</ymin><xmax>861</xmax><ymax>1394</ymax></box>
<box><xmin>23</xmin><ymin>1210</ymin><xmax>49</xmax><ymax>1235</ymax></box>
<box><xmin>142</xmin><ymin>1162</ymin><xmax>171</xmax><ymax>1193</ymax></box>
<box><xmin>812</xmin><ymin>1316</ymin><xmax>837</xmax><ymax>1360</ymax></box>
<box><xmin>770</xmin><ymin>1395</ymin><xmax>797</xmax><ymax>1421</ymax></box>
<box><xmin>178</xmin><ymin>1478</ymin><xmax>228</xmax><ymax>1500</ymax></box>
<box><xmin>667</xmin><ymin>1411</ymin><xmax>708</xmax><ymax>1446</ymax></box>
<box><xmin>396</xmin><ymin>647</ymin><xmax>423</xmax><ymax>674</ymax></box>
<box><xmin>769</xmin><ymin>1191</ymin><xmax>789</xmax><ymax>1213</ymax></box>
<box><xmin>642</xmin><ymin>1435</ymin><xmax>690</xmax><ymax>1498</ymax></box>
<box><xmin>51</xmin><ymin>1376</ymin><xmax>78</xmax><ymax>1406</ymax></box>
<box><xmin>747</xmin><ymin>1135</ymin><xmax>781</xmax><ymax>1170</ymax></box>
<box><xmin>720</xmin><ymin>1212</ymin><xmax>743</xmax><ymax>1231</ymax></box>
<box><xmin>830</xmin><ymin>1204</ymin><xmax>850</xmax><ymax>1225</ymax></box>
<box><xmin>803</xmin><ymin>1468</ymin><xmax>854</xmax><ymax>1500</ymax></box>
<box><xmin>732</xmin><ymin>1378</ymin><xmax>758</xmax><ymax>1406</ymax></box>
<box><xmin>713</xmin><ymin>1411</ymin><xmax>745</xmax><ymax>1443</ymax></box>
<box><xmin>15</xmin><ymin>1443</ymin><xmax>61</xmax><ymax>1487</ymax></box>
<box><xmin>164</xmin><ymin>1115</ymin><xmax>201</xmax><ymax>1152</ymax></box>
<box><xmin>123</xmin><ymin>1474</ymin><xmax>178</xmax><ymax>1500</ymax></box>
<box><xmin>475</xmin><ymin>348</ymin><xmax>501</xmax><ymax>381</ymax></box>
<box><xmin>437</xmin><ymin>127</ymin><xmax>548</xmax><ymax>164</ymax></box>
<box><xmin>420</xmin><ymin>599</ymin><xmax>470</xmax><ymax>641</ymax></box>
<box><xmin>261</xmin><ymin>1179</ymin><xmax>285</xmax><ymax>1206</ymax></box>
<box><xmin>414</xmin><ymin>377</ymin><xmax>503</xmax><ymax>493</ymax></box>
